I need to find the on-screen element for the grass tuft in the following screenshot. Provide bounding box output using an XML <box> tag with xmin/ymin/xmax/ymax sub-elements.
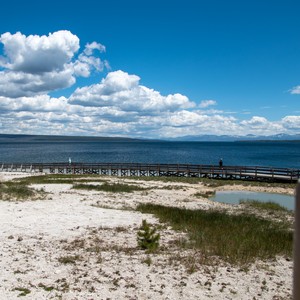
<box><xmin>194</xmin><ymin>191</ymin><xmax>215</xmax><ymax>198</ymax></box>
<box><xmin>13</xmin><ymin>287</ymin><xmax>31</xmax><ymax>297</ymax></box>
<box><xmin>17</xmin><ymin>174</ymin><xmax>107</xmax><ymax>185</ymax></box>
<box><xmin>129</xmin><ymin>176</ymin><xmax>296</xmax><ymax>189</ymax></box>
<box><xmin>240</xmin><ymin>200</ymin><xmax>289</xmax><ymax>212</ymax></box>
<box><xmin>58</xmin><ymin>255</ymin><xmax>81</xmax><ymax>264</ymax></box>
<box><xmin>0</xmin><ymin>182</ymin><xmax>36</xmax><ymax>200</ymax></box>
<box><xmin>73</xmin><ymin>182</ymin><xmax>148</xmax><ymax>193</ymax></box>
<box><xmin>136</xmin><ymin>203</ymin><xmax>293</xmax><ymax>265</ymax></box>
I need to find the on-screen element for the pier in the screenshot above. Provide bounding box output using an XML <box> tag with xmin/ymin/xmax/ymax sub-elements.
<box><xmin>0</xmin><ymin>162</ymin><xmax>299</xmax><ymax>183</ymax></box>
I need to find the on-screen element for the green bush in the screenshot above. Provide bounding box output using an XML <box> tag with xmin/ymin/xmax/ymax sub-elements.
<box><xmin>137</xmin><ymin>220</ymin><xmax>160</xmax><ymax>252</ymax></box>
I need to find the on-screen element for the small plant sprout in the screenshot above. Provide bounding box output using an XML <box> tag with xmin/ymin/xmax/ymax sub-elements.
<box><xmin>137</xmin><ymin>219</ymin><xmax>160</xmax><ymax>252</ymax></box>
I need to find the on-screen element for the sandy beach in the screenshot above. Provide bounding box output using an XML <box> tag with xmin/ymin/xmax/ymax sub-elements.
<box><xmin>0</xmin><ymin>172</ymin><xmax>294</xmax><ymax>299</ymax></box>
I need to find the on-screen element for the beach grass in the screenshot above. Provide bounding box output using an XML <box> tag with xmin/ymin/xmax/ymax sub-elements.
<box><xmin>17</xmin><ymin>174</ymin><xmax>107</xmax><ymax>185</ymax></box>
<box><xmin>194</xmin><ymin>191</ymin><xmax>216</xmax><ymax>198</ymax></box>
<box><xmin>73</xmin><ymin>182</ymin><xmax>148</xmax><ymax>193</ymax></box>
<box><xmin>240</xmin><ymin>200</ymin><xmax>289</xmax><ymax>212</ymax></box>
<box><xmin>15</xmin><ymin>174</ymin><xmax>296</xmax><ymax>190</ymax></box>
<box><xmin>136</xmin><ymin>203</ymin><xmax>293</xmax><ymax>265</ymax></box>
<box><xmin>0</xmin><ymin>182</ymin><xmax>36</xmax><ymax>200</ymax></box>
<box><xmin>128</xmin><ymin>176</ymin><xmax>296</xmax><ymax>189</ymax></box>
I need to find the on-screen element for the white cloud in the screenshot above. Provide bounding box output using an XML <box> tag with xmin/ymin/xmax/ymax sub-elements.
<box><xmin>240</xmin><ymin>116</ymin><xmax>284</xmax><ymax>135</ymax></box>
<box><xmin>281</xmin><ymin>116</ymin><xmax>300</xmax><ymax>129</ymax></box>
<box><xmin>199</xmin><ymin>99</ymin><xmax>217</xmax><ymax>108</ymax></box>
<box><xmin>69</xmin><ymin>70</ymin><xmax>195</xmax><ymax>113</ymax></box>
<box><xmin>73</xmin><ymin>42</ymin><xmax>108</xmax><ymax>77</ymax></box>
<box><xmin>290</xmin><ymin>85</ymin><xmax>300</xmax><ymax>94</ymax></box>
<box><xmin>0</xmin><ymin>31</ymin><xmax>79</xmax><ymax>73</ymax></box>
<box><xmin>0</xmin><ymin>95</ymin><xmax>69</xmax><ymax>112</ymax></box>
<box><xmin>0</xmin><ymin>30</ymin><xmax>299</xmax><ymax>138</ymax></box>
<box><xmin>240</xmin><ymin>116</ymin><xmax>268</xmax><ymax>127</ymax></box>
<box><xmin>84</xmin><ymin>42</ymin><xmax>106</xmax><ymax>55</ymax></box>
<box><xmin>0</xmin><ymin>69</ymin><xmax>75</xmax><ymax>97</ymax></box>
<box><xmin>0</xmin><ymin>30</ymin><xmax>107</xmax><ymax>97</ymax></box>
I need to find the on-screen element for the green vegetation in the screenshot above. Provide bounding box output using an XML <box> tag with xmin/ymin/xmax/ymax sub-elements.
<box><xmin>38</xmin><ymin>283</ymin><xmax>54</xmax><ymax>292</ymax></box>
<box><xmin>240</xmin><ymin>200</ymin><xmax>289</xmax><ymax>212</ymax></box>
<box><xmin>58</xmin><ymin>255</ymin><xmax>81</xmax><ymax>264</ymax></box>
<box><xmin>130</xmin><ymin>176</ymin><xmax>202</xmax><ymax>184</ymax></box>
<box><xmin>136</xmin><ymin>203</ymin><xmax>293</xmax><ymax>265</ymax></box>
<box><xmin>137</xmin><ymin>219</ymin><xmax>160</xmax><ymax>252</ymax></box>
<box><xmin>142</xmin><ymin>256</ymin><xmax>153</xmax><ymax>266</ymax></box>
<box><xmin>17</xmin><ymin>174</ymin><xmax>106</xmax><ymax>185</ymax></box>
<box><xmin>0</xmin><ymin>182</ymin><xmax>36</xmax><ymax>200</ymax></box>
<box><xmin>15</xmin><ymin>173</ymin><xmax>296</xmax><ymax>190</ymax></box>
<box><xmin>73</xmin><ymin>182</ymin><xmax>148</xmax><ymax>193</ymax></box>
<box><xmin>194</xmin><ymin>191</ymin><xmax>215</xmax><ymax>198</ymax></box>
<box><xmin>13</xmin><ymin>287</ymin><xmax>31</xmax><ymax>297</ymax></box>
<box><xmin>129</xmin><ymin>176</ymin><xmax>296</xmax><ymax>189</ymax></box>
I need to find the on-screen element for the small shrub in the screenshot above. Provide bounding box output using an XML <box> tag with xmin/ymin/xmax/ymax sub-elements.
<box><xmin>13</xmin><ymin>287</ymin><xmax>31</xmax><ymax>297</ymax></box>
<box><xmin>142</xmin><ymin>256</ymin><xmax>152</xmax><ymax>266</ymax></box>
<box><xmin>58</xmin><ymin>255</ymin><xmax>81</xmax><ymax>264</ymax></box>
<box><xmin>137</xmin><ymin>220</ymin><xmax>160</xmax><ymax>252</ymax></box>
<box><xmin>38</xmin><ymin>283</ymin><xmax>54</xmax><ymax>292</ymax></box>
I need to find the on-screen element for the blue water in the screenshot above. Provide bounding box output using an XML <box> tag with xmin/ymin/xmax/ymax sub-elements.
<box><xmin>210</xmin><ymin>191</ymin><xmax>294</xmax><ymax>211</ymax></box>
<box><xmin>0</xmin><ymin>136</ymin><xmax>299</xmax><ymax>168</ymax></box>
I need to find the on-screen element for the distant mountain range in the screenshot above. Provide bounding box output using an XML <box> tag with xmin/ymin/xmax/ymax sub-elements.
<box><xmin>166</xmin><ymin>133</ymin><xmax>300</xmax><ymax>142</ymax></box>
<box><xmin>0</xmin><ymin>134</ymin><xmax>142</xmax><ymax>143</ymax></box>
<box><xmin>0</xmin><ymin>133</ymin><xmax>299</xmax><ymax>142</ymax></box>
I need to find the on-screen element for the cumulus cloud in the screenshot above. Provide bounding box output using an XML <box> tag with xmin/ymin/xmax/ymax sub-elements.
<box><xmin>0</xmin><ymin>30</ymin><xmax>107</xmax><ymax>97</ymax></box>
<box><xmin>73</xmin><ymin>41</ymin><xmax>108</xmax><ymax>77</ymax></box>
<box><xmin>289</xmin><ymin>85</ymin><xmax>300</xmax><ymax>94</ymax></box>
<box><xmin>0</xmin><ymin>69</ymin><xmax>75</xmax><ymax>97</ymax></box>
<box><xmin>281</xmin><ymin>116</ymin><xmax>300</xmax><ymax>129</ymax></box>
<box><xmin>0</xmin><ymin>95</ymin><xmax>69</xmax><ymax>112</ymax></box>
<box><xmin>69</xmin><ymin>70</ymin><xmax>195</xmax><ymax>113</ymax></box>
<box><xmin>0</xmin><ymin>31</ymin><xmax>79</xmax><ymax>72</ymax></box>
<box><xmin>84</xmin><ymin>42</ymin><xmax>106</xmax><ymax>55</ymax></box>
<box><xmin>240</xmin><ymin>116</ymin><xmax>284</xmax><ymax>135</ymax></box>
<box><xmin>240</xmin><ymin>116</ymin><xmax>268</xmax><ymax>127</ymax></box>
<box><xmin>199</xmin><ymin>99</ymin><xmax>217</xmax><ymax>108</ymax></box>
<box><xmin>0</xmin><ymin>30</ymin><xmax>299</xmax><ymax>138</ymax></box>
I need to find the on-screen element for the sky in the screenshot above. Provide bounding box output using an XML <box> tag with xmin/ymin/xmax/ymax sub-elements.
<box><xmin>0</xmin><ymin>0</ymin><xmax>299</xmax><ymax>139</ymax></box>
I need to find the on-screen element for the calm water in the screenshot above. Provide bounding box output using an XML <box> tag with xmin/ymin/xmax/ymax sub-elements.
<box><xmin>210</xmin><ymin>191</ymin><xmax>295</xmax><ymax>211</ymax></box>
<box><xmin>0</xmin><ymin>136</ymin><xmax>299</xmax><ymax>168</ymax></box>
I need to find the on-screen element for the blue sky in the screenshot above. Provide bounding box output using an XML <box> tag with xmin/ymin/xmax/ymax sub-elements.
<box><xmin>0</xmin><ymin>0</ymin><xmax>299</xmax><ymax>138</ymax></box>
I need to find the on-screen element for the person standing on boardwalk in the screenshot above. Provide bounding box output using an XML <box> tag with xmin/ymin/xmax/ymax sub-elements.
<box><xmin>219</xmin><ymin>158</ymin><xmax>223</xmax><ymax>168</ymax></box>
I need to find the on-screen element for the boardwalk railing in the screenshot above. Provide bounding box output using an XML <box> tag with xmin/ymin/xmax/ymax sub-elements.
<box><xmin>0</xmin><ymin>162</ymin><xmax>299</xmax><ymax>182</ymax></box>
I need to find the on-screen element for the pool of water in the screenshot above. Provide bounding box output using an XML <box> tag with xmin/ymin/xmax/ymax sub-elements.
<box><xmin>210</xmin><ymin>191</ymin><xmax>295</xmax><ymax>211</ymax></box>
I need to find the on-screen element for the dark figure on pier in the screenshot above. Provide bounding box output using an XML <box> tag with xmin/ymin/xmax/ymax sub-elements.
<box><xmin>219</xmin><ymin>158</ymin><xmax>223</xmax><ymax>168</ymax></box>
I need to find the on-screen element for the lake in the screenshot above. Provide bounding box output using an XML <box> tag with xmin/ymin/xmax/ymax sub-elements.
<box><xmin>0</xmin><ymin>135</ymin><xmax>299</xmax><ymax>169</ymax></box>
<box><xmin>210</xmin><ymin>191</ymin><xmax>295</xmax><ymax>210</ymax></box>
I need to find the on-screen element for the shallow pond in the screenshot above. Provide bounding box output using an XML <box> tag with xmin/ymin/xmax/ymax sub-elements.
<box><xmin>210</xmin><ymin>191</ymin><xmax>295</xmax><ymax>211</ymax></box>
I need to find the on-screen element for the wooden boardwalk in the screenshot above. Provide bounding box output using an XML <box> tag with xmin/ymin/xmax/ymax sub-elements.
<box><xmin>1</xmin><ymin>162</ymin><xmax>299</xmax><ymax>183</ymax></box>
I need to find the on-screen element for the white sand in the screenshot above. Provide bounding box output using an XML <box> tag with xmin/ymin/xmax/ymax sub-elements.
<box><xmin>0</xmin><ymin>173</ymin><xmax>294</xmax><ymax>299</ymax></box>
